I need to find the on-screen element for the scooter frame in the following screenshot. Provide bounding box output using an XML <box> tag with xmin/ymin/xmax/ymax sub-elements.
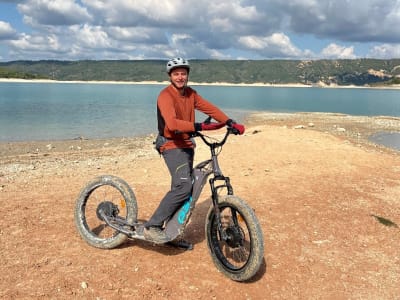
<box><xmin>94</xmin><ymin>128</ymin><xmax>235</xmax><ymax>247</ymax></box>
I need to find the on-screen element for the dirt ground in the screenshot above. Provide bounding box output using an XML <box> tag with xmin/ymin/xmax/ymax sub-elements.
<box><xmin>1</xmin><ymin>112</ymin><xmax>400</xmax><ymax>299</ymax></box>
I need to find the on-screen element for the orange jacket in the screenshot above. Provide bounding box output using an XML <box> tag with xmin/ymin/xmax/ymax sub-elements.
<box><xmin>157</xmin><ymin>84</ymin><xmax>229</xmax><ymax>152</ymax></box>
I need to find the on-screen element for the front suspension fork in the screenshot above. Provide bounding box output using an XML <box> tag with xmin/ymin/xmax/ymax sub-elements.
<box><xmin>210</xmin><ymin>176</ymin><xmax>233</xmax><ymax>239</ymax></box>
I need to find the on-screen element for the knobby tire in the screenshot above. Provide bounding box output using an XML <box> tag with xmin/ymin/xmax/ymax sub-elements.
<box><xmin>205</xmin><ymin>195</ymin><xmax>264</xmax><ymax>281</ymax></box>
<box><xmin>74</xmin><ymin>175</ymin><xmax>137</xmax><ymax>249</ymax></box>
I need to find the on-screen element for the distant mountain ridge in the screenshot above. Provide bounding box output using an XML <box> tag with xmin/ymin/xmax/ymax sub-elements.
<box><xmin>1</xmin><ymin>59</ymin><xmax>400</xmax><ymax>86</ymax></box>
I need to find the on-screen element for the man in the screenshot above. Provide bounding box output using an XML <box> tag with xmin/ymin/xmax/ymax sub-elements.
<box><xmin>143</xmin><ymin>57</ymin><xmax>245</xmax><ymax>243</ymax></box>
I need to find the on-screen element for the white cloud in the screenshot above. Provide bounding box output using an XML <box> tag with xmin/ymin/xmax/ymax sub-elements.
<box><xmin>238</xmin><ymin>33</ymin><xmax>305</xmax><ymax>58</ymax></box>
<box><xmin>209</xmin><ymin>1</ymin><xmax>263</xmax><ymax>23</ymax></box>
<box><xmin>0</xmin><ymin>21</ymin><xmax>17</xmax><ymax>40</ymax></box>
<box><xmin>369</xmin><ymin>44</ymin><xmax>400</xmax><ymax>59</ymax></box>
<box><xmin>320</xmin><ymin>43</ymin><xmax>356</xmax><ymax>59</ymax></box>
<box><xmin>82</xmin><ymin>0</ymin><xmax>197</xmax><ymax>27</ymax></box>
<box><xmin>18</xmin><ymin>0</ymin><xmax>92</xmax><ymax>26</ymax></box>
<box><xmin>9</xmin><ymin>32</ymin><xmax>63</xmax><ymax>55</ymax></box>
<box><xmin>106</xmin><ymin>26</ymin><xmax>167</xmax><ymax>44</ymax></box>
<box><xmin>70</xmin><ymin>24</ymin><xmax>111</xmax><ymax>49</ymax></box>
<box><xmin>169</xmin><ymin>33</ymin><xmax>227</xmax><ymax>59</ymax></box>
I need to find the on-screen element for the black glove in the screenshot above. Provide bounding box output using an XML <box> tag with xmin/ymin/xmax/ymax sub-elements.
<box><xmin>226</xmin><ymin>119</ymin><xmax>245</xmax><ymax>135</ymax></box>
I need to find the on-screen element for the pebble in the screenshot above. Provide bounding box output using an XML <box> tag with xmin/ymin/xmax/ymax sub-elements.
<box><xmin>293</xmin><ymin>125</ymin><xmax>305</xmax><ymax>129</ymax></box>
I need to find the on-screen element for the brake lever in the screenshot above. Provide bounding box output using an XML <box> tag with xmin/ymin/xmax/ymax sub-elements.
<box><xmin>232</xmin><ymin>128</ymin><xmax>240</xmax><ymax>135</ymax></box>
<box><xmin>228</xmin><ymin>127</ymin><xmax>240</xmax><ymax>135</ymax></box>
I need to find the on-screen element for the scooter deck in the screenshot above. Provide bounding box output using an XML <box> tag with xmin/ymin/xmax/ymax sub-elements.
<box><xmin>127</xmin><ymin>222</ymin><xmax>193</xmax><ymax>250</ymax></box>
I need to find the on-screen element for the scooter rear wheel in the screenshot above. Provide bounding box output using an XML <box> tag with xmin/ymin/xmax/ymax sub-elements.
<box><xmin>205</xmin><ymin>195</ymin><xmax>264</xmax><ymax>281</ymax></box>
<box><xmin>74</xmin><ymin>175</ymin><xmax>137</xmax><ymax>249</ymax></box>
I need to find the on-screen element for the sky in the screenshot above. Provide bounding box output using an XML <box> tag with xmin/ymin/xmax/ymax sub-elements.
<box><xmin>0</xmin><ymin>0</ymin><xmax>400</xmax><ymax>62</ymax></box>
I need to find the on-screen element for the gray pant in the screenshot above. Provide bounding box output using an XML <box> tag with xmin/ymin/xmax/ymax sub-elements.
<box><xmin>145</xmin><ymin>148</ymin><xmax>194</xmax><ymax>228</ymax></box>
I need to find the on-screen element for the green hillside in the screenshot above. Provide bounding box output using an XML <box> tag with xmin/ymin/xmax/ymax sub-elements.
<box><xmin>1</xmin><ymin>59</ymin><xmax>400</xmax><ymax>86</ymax></box>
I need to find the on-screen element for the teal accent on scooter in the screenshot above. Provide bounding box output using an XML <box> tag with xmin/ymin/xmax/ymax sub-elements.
<box><xmin>177</xmin><ymin>196</ymin><xmax>193</xmax><ymax>224</ymax></box>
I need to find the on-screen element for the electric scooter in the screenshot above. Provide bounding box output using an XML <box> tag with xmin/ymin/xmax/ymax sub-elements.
<box><xmin>74</xmin><ymin>123</ymin><xmax>264</xmax><ymax>281</ymax></box>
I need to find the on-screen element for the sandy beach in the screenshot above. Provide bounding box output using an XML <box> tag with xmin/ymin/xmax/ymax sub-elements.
<box><xmin>1</xmin><ymin>77</ymin><xmax>400</xmax><ymax>89</ymax></box>
<box><xmin>1</xmin><ymin>112</ymin><xmax>399</xmax><ymax>299</ymax></box>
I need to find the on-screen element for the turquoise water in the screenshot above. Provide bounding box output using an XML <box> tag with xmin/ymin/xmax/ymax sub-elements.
<box><xmin>1</xmin><ymin>82</ymin><xmax>399</xmax><ymax>142</ymax></box>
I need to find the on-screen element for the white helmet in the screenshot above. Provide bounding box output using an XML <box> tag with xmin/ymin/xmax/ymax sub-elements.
<box><xmin>166</xmin><ymin>57</ymin><xmax>190</xmax><ymax>74</ymax></box>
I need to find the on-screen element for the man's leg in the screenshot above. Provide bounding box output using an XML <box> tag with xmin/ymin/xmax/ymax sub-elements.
<box><xmin>145</xmin><ymin>148</ymin><xmax>194</xmax><ymax>229</ymax></box>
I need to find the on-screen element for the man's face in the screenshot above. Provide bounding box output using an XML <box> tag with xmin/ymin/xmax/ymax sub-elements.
<box><xmin>169</xmin><ymin>67</ymin><xmax>188</xmax><ymax>90</ymax></box>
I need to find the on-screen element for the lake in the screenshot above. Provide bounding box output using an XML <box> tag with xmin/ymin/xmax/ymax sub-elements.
<box><xmin>0</xmin><ymin>81</ymin><xmax>399</xmax><ymax>143</ymax></box>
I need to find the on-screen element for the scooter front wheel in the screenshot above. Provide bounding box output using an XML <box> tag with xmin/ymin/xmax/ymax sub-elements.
<box><xmin>74</xmin><ymin>175</ymin><xmax>138</xmax><ymax>249</ymax></box>
<box><xmin>205</xmin><ymin>195</ymin><xmax>264</xmax><ymax>281</ymax></box>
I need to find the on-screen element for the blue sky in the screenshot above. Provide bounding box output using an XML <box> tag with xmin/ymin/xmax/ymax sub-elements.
<box><xmin>0</xmin><ymin>0</ymin><xmax>399</xmax><ymax>61</ymax></box>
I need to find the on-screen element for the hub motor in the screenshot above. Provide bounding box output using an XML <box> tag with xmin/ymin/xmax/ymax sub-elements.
<box><xmin>224</xmin><ymin>226</ymin><xmax>245</xmax><ymax>248</ymax></box>
<box><xmin>96</xmin><ymin>201</ymin><xmax>119</xmax><ymax>221</ymax></box>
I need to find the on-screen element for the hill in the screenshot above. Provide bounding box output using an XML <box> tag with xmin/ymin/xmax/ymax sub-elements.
<box><xmin>1</xmin><ymin>59</ymin><xmax>400</xmax><ymax>86</ymax></box>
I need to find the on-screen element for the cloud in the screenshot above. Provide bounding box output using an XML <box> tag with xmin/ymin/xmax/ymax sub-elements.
<box><xmin>277</xmin><ymin>0</ymin><xmax>400</xmax><ymax>43</ymax></box>
<box><xmin>18</xmin><ymin>0</ymin><xmax>92</xmax><ymax>26</ymax></box>
<box><xmin>1</xmin><ymin>0</ymin><xmax>399</xmax><ymax>60</ymax></box>
<box><xmin>82</xmin><ymin>0</ymin><xmax>198</xmax><ymax>27</ymax></box>
<box><xmin>321</xmin><ymin>43</ymin><xmax>356</xmax><ymax>59</ymax></box>
<box><xmin>8</xmin><ymin>32</ymin><xmax>65</xmax><ymax>58</ymax></box>
<box><xmin>369</xmin><ymin>44</ymin><xmax>400</xmax><ymax>59</ymax></box>
<box><xmin>0</xmin><ymin>21</ymin><xmax>17</xmax><ymax>40</ymax></box>
<box><xmin>238</xmin><ymin>33</ymin><xmax>307</xmax><ymax>58</ymax></box>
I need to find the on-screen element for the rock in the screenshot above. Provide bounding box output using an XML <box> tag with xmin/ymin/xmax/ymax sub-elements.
<box><xmin>337</xmin><ymin>127</ymin><xmax>346</xmax><ymax>132</ymax></box>
<box><xmin>74</xmin><ymin>136</ymin><xmax>86</xmax><ymax>140</ymax></box>
<box><xmin>293</xmin><ymin>125</ymin><xmax>306</xmax><ymax>129</ymax></box>
<box><xmin>81</xmin><ymin>281</ymin><xmax>88</xmax><ymax>289</ymax></box>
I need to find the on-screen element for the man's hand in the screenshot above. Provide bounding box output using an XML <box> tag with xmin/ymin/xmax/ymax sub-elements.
<box><xmin>226</xmin><ymin>119</ymin><xmax>245</xmax><ymax>135</ymax></box>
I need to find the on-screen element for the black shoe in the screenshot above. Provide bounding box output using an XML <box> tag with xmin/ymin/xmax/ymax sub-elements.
<box><xmin>168</xmin><ymin>239</ymin><xmax>193</xmax><ymax>250</ymax></box>
<box><xmin>144</xmin><ymin>226</ymin><xmax>170</xmax><ymax>244</ymax></box>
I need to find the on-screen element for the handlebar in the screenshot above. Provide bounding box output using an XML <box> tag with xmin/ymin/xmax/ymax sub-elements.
<box><xmin>192</xmin><ymin>126</ymin><xmax>238</xmax><ymax>149</ymax></box>
<box><xmin>191</xmin><ymin>117</ymin><xmax>243</xmax><ymax>150</ymax></box>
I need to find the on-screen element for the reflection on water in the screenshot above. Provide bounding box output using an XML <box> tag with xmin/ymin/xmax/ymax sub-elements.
<box><xmin>369</xmin><ymin>132</ymin><xmax>400</xmax><ymax>151</ymax></box>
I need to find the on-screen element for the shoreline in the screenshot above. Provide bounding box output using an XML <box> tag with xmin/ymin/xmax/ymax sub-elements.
<box><xmin>1</xmin><ymin>77</ymin><xmax>400</xmax><ymax>89</ymax></box>
<box><xmin>1</xmin><ymin>112</ymin><xmax>399</xmax><ymax>159</ymax></box>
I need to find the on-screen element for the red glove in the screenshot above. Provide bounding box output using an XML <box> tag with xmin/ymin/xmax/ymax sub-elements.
<box><xmin>226</xmin><ymin>119</ymin><xmax>245</xmax><ymax>135</ymax></box>
<box><xmin>231</xmin><ymin>123</ymin><xmax>245</xmax><ymax>135</ymax></box>
<box><xmin>194</xmin><ymin>122</ymin><xmax>225</xmax><ymax>131</ymax></box>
